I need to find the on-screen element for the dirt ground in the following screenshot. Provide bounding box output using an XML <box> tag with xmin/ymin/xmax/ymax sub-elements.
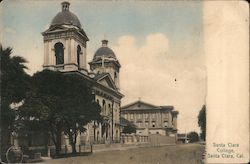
<box><xmin>45</xmin><ymin>143</ymin><xmax>204</xmax><ymax>164</ymax></box>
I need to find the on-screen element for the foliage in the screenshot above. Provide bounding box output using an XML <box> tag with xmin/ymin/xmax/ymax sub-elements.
<box><xmin>198</xmin><ymin>105</ymin><xmax>206</xmax><ymax>141</ymax></box>
<box><xmin>122</xmin><ymin>124</ymin><xmax>136</xmax><ymax>134</ymax></box>
<box><xmin>0</xmin><ymin>47</ymin><xmax>30</xmax><ymax>161</ymax></box>
<box><xmin>187</xmin><ymin>131</ymin><xmax>199</xmax><ymax>143</ymax></box>
<box><xmin>60</xmin><ymin>74</ymin><xmax>102</xmax><ymax>153</ymax></box>
<box><xmin>19</xmin><ymin>70</ymin><xmax>102</xmax><ymax>154</ymax></box>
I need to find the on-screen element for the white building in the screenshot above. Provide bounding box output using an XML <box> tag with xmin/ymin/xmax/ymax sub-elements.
<box><xmin>121</xmin><ymin>100</ymin><xmax>178</xmax><ymax>136</ymax></box>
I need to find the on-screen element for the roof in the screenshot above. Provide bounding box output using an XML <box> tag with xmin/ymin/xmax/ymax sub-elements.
<box><xmin>50</xmin><ymin>2</ymin><xmax>82</xmax><ymax>29</ymax></box>
<box><xmin>50</xmin><ymin>11</ymin><xmax>82</xmax><ymax>28</ymax></box>
<box><xmin>62</xmin><ymin>70</ymin><xmax>124</xmax><ymax>98</ymax></box>
<box><xmin>92</xmin><ymin>40</ymin><xmax>117</xmax><ymax>61</ymax></box>
<box><xmin>94</xmin><ymin>47</ymin><xmax>116</xmax><ymax>59</ymax></box>
<box><xmin>93</xmin><ymin>72</ymin><xmax>109</xmax><ymax>81</ymax></box>
<box><xmin>93</xmin><ymin>72</ymin><xmax>118</xmax><ymax>91</ymax></box>
<box><xmin>121</xmin><ymin>100</ymin><xmax>174</xmax><ymax>111</ymax></box>
<box><xmin>120</xmin><ymin>117</ymin><xmax>131</xmax><ymax>126</ymax></box>
<box><xmin>122</xmin><ymin>100</ymin><xmax>159</xmax><ymax>110</ymax></box>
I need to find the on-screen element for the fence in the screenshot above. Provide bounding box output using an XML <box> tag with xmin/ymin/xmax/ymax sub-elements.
<box><xmin>121</xmin><ymin>134</ymin><xmax>149</xmax><ymax>144</ymax></box>
<box><xmin>148</xmin><ymin>134</ymin><xmax>176</xmax><ymax>146</ymax></box>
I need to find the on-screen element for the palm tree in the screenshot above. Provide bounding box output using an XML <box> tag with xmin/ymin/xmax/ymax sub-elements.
<box><xmin>0</xmin><ymin>46</ymin><xmax>30</xmax><ymax>162</ymax></box>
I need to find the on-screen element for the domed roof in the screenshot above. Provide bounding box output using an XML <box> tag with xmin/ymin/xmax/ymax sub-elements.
<box><xmin>93</xmin><ymin>40</ymin><xmax>117</xmax><ymax>59</ymax></box>
<box><xmin>50</xmin><ymin>2</ymin><xmax>82</xmax><ymax>28</ymax></box>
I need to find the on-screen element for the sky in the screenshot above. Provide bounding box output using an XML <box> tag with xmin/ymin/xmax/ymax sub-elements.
<box><xmin>1</xmin><ymin>0</ymin><xmax>205</xmax><ymax>133</ymax></box>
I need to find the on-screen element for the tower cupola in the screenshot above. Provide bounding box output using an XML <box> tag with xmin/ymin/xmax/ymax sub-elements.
<box><xmin>42</xmin><ymin>1</ymin><xmax>89</xmax><ymax>74</ymax></box>
<box><xmin>89</xmin><ymin>40</ymin><xmax>121</xmax><ymax>89</ymax></box>
<box><xmin>61</xmin><ymin>1</ymin><xmax>70</xmax><ymax>11</ymax></box>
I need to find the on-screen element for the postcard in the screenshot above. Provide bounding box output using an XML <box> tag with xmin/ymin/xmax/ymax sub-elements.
<box><xmin>0</xmin><ymin>0</ymin><xmax>248</xmax><ymax>163</ymax></box>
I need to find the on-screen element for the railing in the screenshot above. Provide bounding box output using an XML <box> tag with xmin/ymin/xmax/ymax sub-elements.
<box><xmin>121</xmin><ymin>134</ymin><xmax>149</xmax><ymax>144</ymax></box>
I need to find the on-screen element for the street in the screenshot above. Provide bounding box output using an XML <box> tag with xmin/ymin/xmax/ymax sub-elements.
<box><xmin>44</xmin><ymin>143</ymin><xmax>204</xmax><ymax>164</ymax></box>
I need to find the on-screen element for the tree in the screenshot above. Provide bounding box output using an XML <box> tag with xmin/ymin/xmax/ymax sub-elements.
<box><xmin>198</xmin><ymin>105</ymin><xmax>206</xmax><ymax>141</ymax></box>
<box><xmin>19</xmin><ymin>70</ymin><xmax>102</xmax><ymax>155</ymax></box>
<box><xmin>0</xmin><ymin>47</ymin><xmax>30</xmax><ymax>161</ymax></box>
<box><xmin>19</xmin><ymin>70</ymin><xmax>65</xmax><ymax>155</ymax></box>
<box><xmin>61</xmin><ymin>74</ymin><xmax>102</xmax><ymax>154</ymax></box>
<box><xmin>187</xmin><ymin>131</ymin><xmax>199</xmax><ymax>143</ymax></box>
<box><xmin>122</xmin><ymin>124</ymin><xmax>136</xmax><ymax>134</ymax></box>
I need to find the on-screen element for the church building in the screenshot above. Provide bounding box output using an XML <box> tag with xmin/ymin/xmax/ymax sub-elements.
<box><xmin>42</xmin><ymin>1</ymin><xmax>124</xmax><ymax>144</ymax></box>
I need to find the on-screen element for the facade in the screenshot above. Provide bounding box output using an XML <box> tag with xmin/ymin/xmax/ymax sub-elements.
<box><xmin>121</xmin><ymin>100</ymin><xmax>179</xmax><ymax>136</ymax></box>
<box><xmin>42</xmin><ymin>2</ymin><xmax>123</xmax><ymax>144</ymax></box>
<box><xmin>177</xmin><ymin>133</ymin><xmax>189</xmax><ymax>143</ymax></box>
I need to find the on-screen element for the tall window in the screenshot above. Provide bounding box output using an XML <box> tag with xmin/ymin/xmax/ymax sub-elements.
<box><xmin>152</xmin><ymin>121</ymin><xmax>155</xmax><ymax>127</ymax></box>
<box><xmin>114</xmin><ymin>72</ymin><xmax>117</xmax><ymax>81</ymax></box>
<box><xmin>164</xmin><ymin>121</ymin><xmax>168</xmax><ymax>127</ymax></box>
<box><xmin>102</xmin><ymin>99</ymin><xmax>106</xmax><ymax>114</ymax></box>
<box><xmin>54</xmin><ymin>42</ymin><xmax>64</xmax><ymax>65</ymax></box>
<box><xmin>77</xmin><ymin>45</ymin><xmax>81</xmax><ymax>68</ymax></box>
<box><xmin>138</xmin><ymin>122</ymin><xmax>142</xmax><ymax>127</ymax></box>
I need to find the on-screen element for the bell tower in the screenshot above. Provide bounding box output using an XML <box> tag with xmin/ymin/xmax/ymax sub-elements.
<box><xmin>42</xmin><ymin>2</ymin><xmax>89</xmax><ymax>74</ymax></box>
<box><xmin>89</xmin><ymin>40</ymin><xmax>121</xmax><ymax>90</ymax></box>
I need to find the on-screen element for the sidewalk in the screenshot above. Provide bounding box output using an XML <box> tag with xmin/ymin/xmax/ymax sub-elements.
<box><xmin>92</xmin><ymin>142</ymin><xmax>176</xmax><ymax>153</ymax></box>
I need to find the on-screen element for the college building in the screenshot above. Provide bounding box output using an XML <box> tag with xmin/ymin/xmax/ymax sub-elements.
<box><xmin>121</xmin><ymin>100</ymin><xmax>179</xmax><ymax>136</ymax></box>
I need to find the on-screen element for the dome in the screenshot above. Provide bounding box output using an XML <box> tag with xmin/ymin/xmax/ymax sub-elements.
<box><xmin>93</xmin><ymin>40</ymin><xmax>117</xmax><ymax>59</ymax></box>
<box><xmin>50</xmin><ymin>2</ymin><xmax>82</xmax><ymax>28</ymax></box>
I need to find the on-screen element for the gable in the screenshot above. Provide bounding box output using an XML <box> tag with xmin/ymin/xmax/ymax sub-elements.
<box><xmin>43</xmin><ymin>26</ymin><xmax>68</xmax><ymax>34</ymax></box>
<box><xmin>121</xmin><ymin>101</ymin><xmax>160</xmax><ymax>111</ymax></box>
<box><xmin>97</xmin><ymin>74</ymin><xmax>117</xmax><ymax>90</ymax></box>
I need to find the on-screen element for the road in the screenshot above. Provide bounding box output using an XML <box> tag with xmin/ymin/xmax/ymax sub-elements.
<box><xmin>44</xmin><ymin>143</ymin><xmax>204</xmax><ymax>164</ymax></box>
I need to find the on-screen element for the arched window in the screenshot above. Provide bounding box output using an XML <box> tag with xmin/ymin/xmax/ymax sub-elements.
<box><xmin>97</xmin><ymin>131</ymin><xmax>99</xmax><ymax>141</ymax></box>
<box><xmin>54</xmin><ymin>42</ymin><xmax>64</xmax><ymax>65</ymax></box>
<box><xmin>77</xmin><ymin>45</ymin><xmax>81</xmax><ymax>68</ymax></box>
<box><xmin>102</xmin><ymin>99</ymin><xmax>106</xmax><ymax>114</ymax></box>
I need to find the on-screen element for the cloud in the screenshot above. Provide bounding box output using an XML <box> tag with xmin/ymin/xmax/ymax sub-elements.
<box><xmin>113</xmin><ymin>33</ymin><xmax>206</xmax><ymax>133</ymax></box>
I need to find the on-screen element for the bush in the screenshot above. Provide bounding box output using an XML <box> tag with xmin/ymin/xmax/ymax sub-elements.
<box><xmin>187</xmin><ymin>131</ymin><xmax>199</xmax><ymax>143</ymax></box>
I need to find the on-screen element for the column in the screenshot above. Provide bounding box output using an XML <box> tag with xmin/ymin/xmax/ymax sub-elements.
<box><xmin>99</xmin><ymin>123</ymin><xmax>102</xmax><ymax>142</ymax></box>
<box><xmin>173</xmin><ymin>115</ymin><xmax>177</xmax><ymax>129</ymax></box>
<box><xmin>64</xmin><ymin>38</ymin><xmax>69</xmax><ymax>64</ymax></box>
<box><xmin>70</xmin><ymin>38</ymin><xmax>75</xmax><ymax>63</ymax></box>
<box><xmin>82</xmin><ymin>46</ymin><xmax>87</xmax><ymax>69</ymax></box>
<box><xmin>168</xmin><ymin>112</ymin><xmax>172</xmax><ymax>128</ymax></box>
<box><xmin>48</xmin><ymin>41</ymin><xmax>53</xmax><ymax>65</ymax></box>
<box><xmin>44</xmin><ymin>41</ymin><xmax>48</xmax><ymax>65</ymax></box>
